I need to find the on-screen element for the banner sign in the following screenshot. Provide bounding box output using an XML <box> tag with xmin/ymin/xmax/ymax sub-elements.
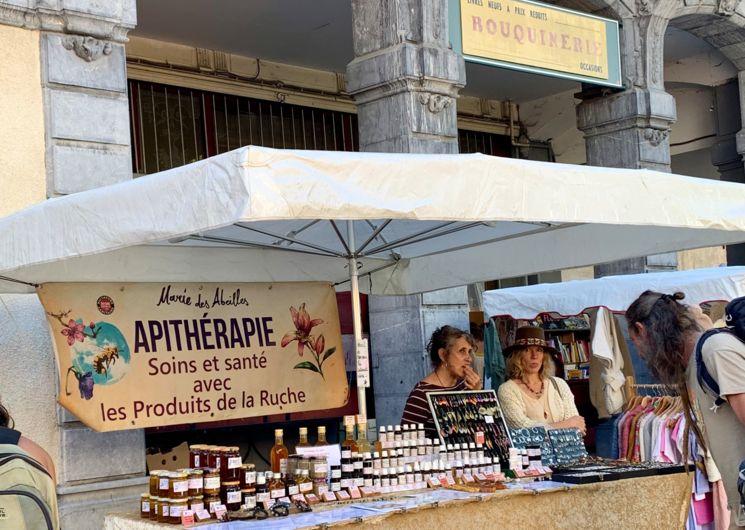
<box><xmin>38</xmin><ymin>282</ymin><xmax>349</xmax><ymax>432</ymax></box>
<box><xmin>450</xmin><ymin>0</ymin><xmax>622</xmax><ymax>87</ymax></box>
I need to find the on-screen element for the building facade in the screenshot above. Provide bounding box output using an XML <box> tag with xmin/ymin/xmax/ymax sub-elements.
<box><xmin>0</xmin><ymin>1</ymin><xmax>743</xmax><ymax>527</ymax></box>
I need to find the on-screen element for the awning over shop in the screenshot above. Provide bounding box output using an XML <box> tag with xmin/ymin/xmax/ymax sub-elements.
<box><xmin>482</xmin><ymin>266</ymin><xmax>745</xmax><ymax>319</ymax></box>
<box><xmin>2</xmin><ymin>145</ymin><xmax>745</xmax><ymax>295</ymax></box>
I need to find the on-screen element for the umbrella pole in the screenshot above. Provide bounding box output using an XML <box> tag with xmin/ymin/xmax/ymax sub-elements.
<box><xmin>347</xmin><ymin>221</ymin><xmax>367</xmax><ymax>421</ymax></box>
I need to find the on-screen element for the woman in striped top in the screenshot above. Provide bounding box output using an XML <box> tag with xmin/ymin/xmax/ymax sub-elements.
<box><xmin>401</xmin><ymin>325</ymin><xmax>482</xmax><ymax>439</ymax></box>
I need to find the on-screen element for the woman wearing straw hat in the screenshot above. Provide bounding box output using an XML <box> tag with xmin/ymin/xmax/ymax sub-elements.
<box><xmin>497</xmin><ymin>326</ymin><xmax>586</xmax><ymax>433</ymax></box>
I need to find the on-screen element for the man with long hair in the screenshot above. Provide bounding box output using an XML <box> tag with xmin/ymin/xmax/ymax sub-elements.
<box><xmin>627</xmin><ymin>291</ymin><xmax>745</xmax><ymax>529</ymax></box>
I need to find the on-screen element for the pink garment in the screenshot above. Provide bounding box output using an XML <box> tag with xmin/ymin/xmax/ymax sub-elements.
<box><xmin>692</xmin><ymin>492</ymin><xmax>714</xmax><ymax>526</ymax></box>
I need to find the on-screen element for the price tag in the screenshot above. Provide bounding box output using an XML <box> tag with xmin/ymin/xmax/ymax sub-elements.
<box><xmin>180</xmin><ymin>510</ymin><xmax>195</xmax><ymax>527</ymax></box>
<box><xmin>484</xmin><ymin>415</ymin><xmax>494</xmax><ymax>424</ymax></box>
<box><xmin>356</xmin><ymin>413</ymin><xmax>366</xmax><ymax>424</ymax></box>
<box><xmin>474</xmin><ymin>431</ymin><xmax>485</xmax><ymax>445</ymax></box>
<box><xmin>356</xmin><ymin>338</ymin><xmax>370</xmax><ymax>388</ymax></box>
<box><xmin>213</xmin><ymin>504</ymin><xmax>227</xmax><ymax>521</ymax></box>
<box><xmin>194</xmin><ymin>509</ymin><xmax>211</xmax><ymax>522</ymax></box>
<box><xmin>343</xmin><ymin>415</ymin><xmax>356</xmax><ymax>427</ymax></box>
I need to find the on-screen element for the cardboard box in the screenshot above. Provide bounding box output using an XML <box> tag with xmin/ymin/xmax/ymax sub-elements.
<box><xmin>146</xmin><ymin>441</ymin><xmax>190</xmax><ymax>471</ymax></box>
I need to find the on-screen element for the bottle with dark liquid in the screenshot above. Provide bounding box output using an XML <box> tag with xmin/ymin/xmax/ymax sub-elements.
<box><xmin>270</xmin><ymin>429</ymin><xmax>289</xmax><ymax>474</ymax></box>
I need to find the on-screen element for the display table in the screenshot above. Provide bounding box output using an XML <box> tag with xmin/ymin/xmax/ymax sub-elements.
<box><xmin>105</xmin><ymin>474</ymin><xmax>691</xmax><ymax>530</ymax></box>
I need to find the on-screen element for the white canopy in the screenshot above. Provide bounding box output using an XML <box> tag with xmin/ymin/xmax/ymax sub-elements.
<box><xmin>3</xmin><ymin>145</ymin><xmax>745</xmax><ymax>295</ymax></box>
<box><xmin>482</xmin><ymin>266</ymin><xmax>745</xmax><ymax>319</ymax></box>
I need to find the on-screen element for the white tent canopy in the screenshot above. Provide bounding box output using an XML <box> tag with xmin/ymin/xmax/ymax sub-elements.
<box><xmin>482</xmin><ymin>266</ymin><xmax>745</xmax><ymax>319</ymax></box>
<box><xmin>3</xmin><ymin>146</ymin><xmax>745</xmax><ymax>295</ymax></box>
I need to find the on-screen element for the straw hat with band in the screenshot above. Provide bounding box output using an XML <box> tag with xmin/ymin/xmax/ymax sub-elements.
<box><xmin>503</xmin><ymin>326</ymin><xmax>558</xmax><ymax>357</ymax></box>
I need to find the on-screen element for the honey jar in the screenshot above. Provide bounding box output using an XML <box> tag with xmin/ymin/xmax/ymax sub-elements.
<box><xmin>139</xmin><ymin>494</ymin><xmax>150</xmax><ymax>519</ymax></box>
<box><xmin>158</xmin><ymin>471</ymin><xmax>171</xmax><ymax>498</ymax></box>
<box><xmin>240</xmin><ymin>463</ymin><xmax>256</xmax><ymax>489</ymax></box>
<box><xmin>148</xmin><ymin>470</ymin><xmax>163</xmax><ymax>497</ymax></box>
<box><xmin>203</xmin><ymin>468</ymin><xmax>220</xmax><ymax>495</ymax></box>
<box><xmin>187</xmin><ymin>469</ymin><xmax>203</xmax><ymax>496</ymax></box>
<box><xmin>169</xmin><ymin>471</ymin><xmax>189</xmax><ymax>500</ymax></box>
<box><xmin>221</xmin><ymin>480</ymin><xmax>241</xmax><ymax>511</ymax></box>
<box><xmin>158</xmin><ymin>498</ymin><xmax>170</xmax><ymax>523</ymax></box>
<box><xmin>189</xmin><ymin>444</ymin><xmax>204</xmax><ymax>468</ymax></box>
<box><xmin>169</xmin><ymin>498</ymin><xmax>188</xmax><ymax>524</ymax></box>
<box><xmin>189</xmin><ymin>495</ymin><xmax>204</xmax><ymax>512</ymax></box>
<box><xmin>241</xmin><ymin>488</ymin><xmax>256</xmax><ymax>510</ymax></box>
<box><xmin>149</xmin><ymin>497</ymin><xmax>159</xmax><ymax>521</ymax></box>
<box><xmin>205</xmin><ymin>493</ymin><xmax>220</xmax><ymax>514</ymax></box>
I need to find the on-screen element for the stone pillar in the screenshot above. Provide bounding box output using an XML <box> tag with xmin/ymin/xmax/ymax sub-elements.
<box><xmin>714</xmin><ymin>78</ymin><xmax>745</xmax><ymax>264</ymax></box>
<box><xmin>0</xmin><ymin>2</ymin><xmax>144</xmax><ymax>529</ymax></box>
<box><xmin>346</xmin><ymin>0</ymin><xmax>465</xmax><ymax>153</ymax></box>
<box><xmin>576</xmin><ymin>10</ymin><xmax>678</xmax><ymax>276</ymax></box>
<box><xmin>346</xmin><ymin>0</ymin><xmax>469</xmax><ymax>426</ymax></box>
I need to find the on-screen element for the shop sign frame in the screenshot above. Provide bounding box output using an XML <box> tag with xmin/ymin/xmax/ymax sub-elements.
<box><xmin>449</xmin><ymin>0</ymin><xmax>622</xmax><ymax>88</ymax></box>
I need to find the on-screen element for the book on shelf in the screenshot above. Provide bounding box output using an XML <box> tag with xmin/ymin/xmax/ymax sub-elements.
<box><xmin>564</xmin><ymin>363</ymin><xmax>590</xmax><ymax>380</ymax></box>
<box><xmin>550</xmin><ymin>338</ymin><xmax>591</xmax><ymax>364</ymax></box>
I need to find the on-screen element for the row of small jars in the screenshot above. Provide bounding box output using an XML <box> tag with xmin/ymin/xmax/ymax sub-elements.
<box><xmin>140</xmin><ymin>494</ymin><xmax>198</xmax><ymax>523</ymax></box>
<box><xmin>149</xmin><ymin>463</ymin><xmax>257</xmax><ymax>499</ymax></box>
<box><xmin>189</xmin><ymin>444</ymin><xmax>243</xmax><ymax>478</ymax></box>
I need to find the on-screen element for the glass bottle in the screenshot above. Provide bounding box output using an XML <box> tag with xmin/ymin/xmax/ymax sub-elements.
<box><xmin>297</xmin><ymin>469</ymin><xmax>313</xmax><ymax>494</ymax></box>
<box><xmin>341</xmin><ymin>420</ymin><xmax>358</xmax><ymax>453</ymax></box>
<box><xmin>268</xmin><ymin>471</ymin><xmax>286</xmax><ymax>500</ymax></box>
<box><xmin>296</xmin><ymin>427</ymin><xmax>310</xmax><ymax>450</ymax></box>
<box><xmin>285</xmin><ymin>471</ymin><xmax>299</xmax><ymax>497</ymax></box>
<box><xmin>315</xmin><ymin>425</ymin><xmax>328</xmax><ymax>446</ymax></box>
<box><xmin>375</xmin><ymin>425</ymin><xmax>386</xmax><ymax>453</ymax></box>
<box><xmin>255</xmin><ymin>473</ymin><xmax>269</xmax><ymax>507</ymax></box>
<box><xmin>356</xmin><ymin>419</ymin><xmax>371</xmax><ymax>454</ymax></box>
<box><xmin>270</xmin><ymin>428</ymin><xmax>289</xmax><ymax>474</ymax></box>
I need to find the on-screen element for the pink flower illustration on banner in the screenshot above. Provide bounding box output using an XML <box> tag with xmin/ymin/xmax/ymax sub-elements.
<box><xmin>61</xmin><ymin>319</ymin><xmax>86</xmax><ymax>346</ymax></box>
<box><xmin>281</xmin><ymin>303</ymin><xmax>324</xmax><ymax>357</ymax></box>
<box><xmin>281</xmin><ymin>302</ymin><xmax>336</xmax><ymax>379</ymax></box>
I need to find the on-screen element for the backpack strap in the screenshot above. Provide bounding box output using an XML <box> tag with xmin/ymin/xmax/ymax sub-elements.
<box><xmin>695</xmin><ymin>328</ymin><xmax>730</xmax><ymax>408</ymax></box>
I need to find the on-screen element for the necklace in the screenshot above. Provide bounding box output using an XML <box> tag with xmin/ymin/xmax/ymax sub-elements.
<box><xmin>521</xmin><ymin>378</ymin><xmax>544</xmax><ymax>397</ymax></box>
<box><xmin>435</xmin><ymin>369</ymin><xmax>455</xmax><ymax>388</ymax></box>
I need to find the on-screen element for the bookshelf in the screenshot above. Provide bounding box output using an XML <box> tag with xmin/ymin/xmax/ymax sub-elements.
<box><xmin>541</xmin><ymin>315</ymin><xmax>597</xmax><ymax>452</ymax></box>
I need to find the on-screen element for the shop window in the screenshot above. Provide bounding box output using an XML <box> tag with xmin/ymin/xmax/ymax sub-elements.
<box><xmin>129</xmin><ymin>80</ymin><xmax>359</xmax><ymax>175</ymax></box>
<box><xmin>129</xmin><ymin>79</ymin><xmax>519</xmax><ymax>175</ymax></box>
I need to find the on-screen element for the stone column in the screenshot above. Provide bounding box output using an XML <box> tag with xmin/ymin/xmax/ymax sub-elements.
<box><xmin>714</xmin><ymin>78</ymin><xmax>745</xmax><ymax>264</ymax></box>
<box><xmin>0</xmin><ymin>2</ymin><xmax>143</xmax><ymax>529</ymax></box>
<box><xmin>346</xmin><ymin>0</ymin><xmax>469</xmax><ymax>427</ymax></box>
<box><xmin>346</xmin><ymin>0</ymin><xmax>465</xmax><ymax>153</ymax></box>
<box><xmin>576</xmin><ymin>10</ymin><xmax>678</xmax><ymax>276</ymax></box>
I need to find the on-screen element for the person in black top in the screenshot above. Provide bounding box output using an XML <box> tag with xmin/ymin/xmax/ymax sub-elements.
<box><xmin>401</xmin><ymin>326</ymin><xmax>482</xmax><ymax>439</ymax></box>
<box><xmin>1</xmin><ymin>400</ymin><xmax>56</xmax><ymax>482</ymax></box>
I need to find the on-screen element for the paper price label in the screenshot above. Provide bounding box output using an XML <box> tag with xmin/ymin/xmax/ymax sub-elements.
<box><xmin>356</xmin><ymin>338</ymin><xmax>370</xmax><ymax>388</ymax></box>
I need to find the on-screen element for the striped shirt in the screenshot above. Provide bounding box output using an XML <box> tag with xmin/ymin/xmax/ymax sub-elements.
<box><xmin>401</xmin><ymin>379</ymin><xmax>466</xmax><ymax>440</ymax></box>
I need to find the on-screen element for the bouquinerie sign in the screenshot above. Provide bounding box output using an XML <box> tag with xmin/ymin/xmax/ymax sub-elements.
<box><xmin>450</xmin><ymin>0</ymin><xmax>622</xmax><ymax>87</ymax></box>
<box><xmin>38</xmin><ymin>282</ymin><xmax>349</xmax><ymax>432</ymax></box>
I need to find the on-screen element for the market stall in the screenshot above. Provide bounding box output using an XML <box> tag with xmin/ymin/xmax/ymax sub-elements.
<box><xmin>2</xmin><ymin>146</ymin><xmax>744</xmax><ymax>526</ymax></box>
<box><xmin>482</xmin><ymin>266</ymin><xmax>745</xmax><ymax>417</ymax></box>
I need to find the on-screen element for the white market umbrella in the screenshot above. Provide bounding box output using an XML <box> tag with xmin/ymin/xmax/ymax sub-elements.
<box><xmin>4</xmin><ymin>145</ymin><xmax>745</xmax><ymax>417</ymax></box>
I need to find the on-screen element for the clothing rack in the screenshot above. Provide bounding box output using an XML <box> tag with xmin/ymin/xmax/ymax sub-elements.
<box><xmin>624</xmin><ymin>376</ymin><xmax>679</xmax><ymax>398</ymax></box>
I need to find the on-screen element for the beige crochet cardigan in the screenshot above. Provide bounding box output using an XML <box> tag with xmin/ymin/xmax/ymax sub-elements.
<box><xmin>497</xmin><ymin>377</ymin><xmax>579</xmax><ymax>429</ymax></box>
